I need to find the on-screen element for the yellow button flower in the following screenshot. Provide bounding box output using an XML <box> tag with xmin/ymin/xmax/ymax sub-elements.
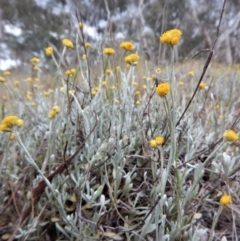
<box><xmin>124</xmin><ymin>54</ymin><xmax>140</xmax><ymax>66</ymax></box>
<box><xmin>3</xmin><ymin>71</ymin><xmax>11</xmax><ymax>76</ymax></box>
<box><xmin>160</xmin><ymin>29</ymin><xmax>182</xmax><ymax>46</ymax></box>
<box><xmin>45</xmin><ymin>46</ymin><xmax>53</xmax><ymax>56</ymax></box>
<box><xmin>48</xmin><ymin>110</ymin><xmax>57</xmax><ymax>119</ymax></box>
<box><xmin>156</xmin><ymin>82</ymin><xmax>170</xmax><ymax>97</ymax></box>
<box><xmin>30</xmin><ymin>57</ymin><xmax>40</xmax><ymax>64</ymax></box>
<box><xmin>188</xmin><ymin>71</ymin><xmax>194</xmax><ymax>77</ymax></box>
<box><xmin>62</xmin><ymin>38</ymin><xmax>74</xmax><ymax>49</ymax></box>
<box><xmin>223</xmin><ymin>130</ymin><xmax>238</xmax><ymax>142</ymax></box>
<box><xmin>0</xmin><ymin>76</ymin><xmax>5</xmax><ymax>82</ymax></box>
<box><xmin>85</xmin><ymin>42</ymin><xmax>91</xmax><ymax>48</ymax></box>
<box><xmin>149</xmin><ymin>139</ymin><xmax>157</xmax><ymax>148</ymax></box>
<box><xmin>1</xmin><ymin>116</ymin><xmax>24</xmax><ymax>129</ymax></box>
<box><xmin>103</xmin><ymin>48</ymin><xmax>115</xmax><ymax>55</ymax></box>
<box><xmin>79</xmin><ymin>22</ymin><xmax>84</xmax><ymax>29</ymax></box>
<box><xmin>33</xmin><ymin>65</ymin><xmax>39</xmax><ymax>71</ymax></box>
<box><xmin>155</xmin><ymin>136</ymin><xmax>164</xmax><ymax>145</ymax></box>
<box><xmin>199</xmin><ymin>82</ymin><xmax>207</xmax><ymax>89</ymax></box>
<box><xmin>120</xmin><ymin>41</ymin><xmax>134</xmax><ymax>51</ymax></box>
<box><xmin>220</xmin><ymin>194</ymin><xmax>232</xmax><ymax>206</ymax></box>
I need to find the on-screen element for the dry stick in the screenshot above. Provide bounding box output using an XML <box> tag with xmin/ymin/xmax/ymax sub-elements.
<box><xmin>7</xmin><ymin>112</ymin><xmax>98</xmax><ymax>241</ymax></box>
<box><xmin>176</xmin><ymin>0</ymin><xmax>227</xmax><ymax>127</ymax></box>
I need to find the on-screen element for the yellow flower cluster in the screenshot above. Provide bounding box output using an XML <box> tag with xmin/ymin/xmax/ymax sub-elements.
<box><xmin>85</xmin><ymin>42</ymin><xmax>91</xmax><ymax>48</ymax></box>
<box><xmin>149</xmin><ymin>136</ymin><xmax>164</xmax><ymax>148</ymax></box>
<box><xmin>124</xmin><ymin>54</ymin><xmax>140</xmax><ymax>66</ymax></box>
<box><xmin>45</xmin><ymin>46</ymin><xmax>53</xmax><ymax>56</ymax></box>
<box><xmin>103</xmin><ymin>48</ymin><xmax>115</xmax><ymax>55</ymax></box>
<box><xmin>48</xmin><ymin>105</ymin><xmax>61</xmax><ymax>119</ymax></box>
<box><xmin>220</xmin><ymin>194</ymin><xmax>232</xmax><ymax>206</ymax></box>
<box><xmin>62</xmin><ymin>38</ymin><xmax>74</xmax><ymax>49</ymax></box>
<box><xmin>91</xmin><ymin>87</ymin><xmax>99</xmax><ymax>96</ymax></box>
<box><xmin>65</xmin><ymin>68</ymin><xmax>76</xmax><ymax>77</ymax></box>
<box><xmin>156</xmin><ymin>82</ymin><xmax>171</xmax><ymax>97</ymax></box>
<box><xmin>31</xmin><ymin>57</ymin><xmax>40</xmax><ymax>64</ymax></box>
<box><xmin>3</xmin><ymin>71</ymin><xmax>11</xmax><ymax>76</ymax></box>
<box><xmin>120</xmin><ymin>41</ymin><xmax>134</xmax><ymax>51</ymax></box>
<box><xmin>0</xmin><ymin>116</ymin><xmax>24</xmax><ymax>132</ymax></box>
<box><xmin>79</xmin><ymin>22</ymin><xmax>84</xmax><ymax>29</ymax></box>
<box><xmin>160</xmin><ymin>29</ymin><xmax>182</xmax><ymax>46</ymax></box>
<box><xmin>223</xmin><ymin>130</ymin><xmax>238</xmax><ymax>142</ymax></box>
<box><xmin>199</xmin><ymin>82</ymin><xmax>207</xmax><ymax>89</ymax></box>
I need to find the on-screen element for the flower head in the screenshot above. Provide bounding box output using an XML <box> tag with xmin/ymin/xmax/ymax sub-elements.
<box><xmin>85</xmin><ymin>42</ymin><xmax>91</xmax><ymax>48</ymax></box>
<box><xmin>155</xmin><ymin>136</ymin><xmax>164</xmax><ymax>145</ymax></box>
<box><xmin>31</xmin><ymin>57</ymin><xmax>40</xmax><ymax>64</ymax></box>
<box><xmin>0</xmin><ymin>76</ymin><xmax>5</xmax><ymax>82</ymax></box>
<box><xmin>82</xmin><ymin>54</ymin><xmax>86</xmax><ymax>60</ymax></box>
<box><xmin>220</xmin><ymin>194</ymin><xmax>232</xmax><ymax>206</ymax></box>
<box><xmin>3</xmin><ymin>71</ymin><xmax>11</xmax><ymax>76</ymax></box>
<box><xmin>160</xmin><ymin>29</ymin><xmax>182</xmax><ymax>46</ymax></box>
<box><xmin>103</xmin><ymin>48</ymin><xmax>115</xmax><ymax>55</ymax></box>
<box><xmin>0</xmin><ymin>116</ymin><xmax>24</xmax><ymax>131</ymax></box>
<box><xmin>199</xmin><ymin>82</ymin><xmax>207</xmax><ymax>89</ymax></box>
<box><xmin>223</xmin><ymin>130</ymin><xmax>238</xmax><ymax>142</ymax></box>
<box><xmin>120</xmin><ymin>41</ymin><xmax>134</xmax><ymax>51</ymax></box>
<box><xmin>53</xmin><ymin>105</ymin><xmax>60</xmax><ymax>113</ymax></box>
<box><xmin>124</xmin><ymin>54</ymin><xmax>140</xmax><ymax>66</ymax></box>
<box><xmin>33</xmin><ymin>65</ymin><xmax>39</xmax><ymax>71</ymax></box>
<box><xmin>65</xmin><ymin>68</ymin><xmax>76</xmax><ymax>77</ymax></box>
<box><xmin>62</xmin><ymin>38</ymin><xmax>74</xmax><ymax>49</ymax></box>
<box><xmin>188</xmin><ymin>71</ymin><xmax>194</xmax><ymax>77</ymax></box>
<box><xmin>149</xmin><ymin>139</ymin><xmax>157</xmax><ymax>148</ymax></box>
<box><xmin>156</xmin><ymin>82</ymin><xmax>170</xmax><ymax>97</ymax></box>
<box><xmin>45</xmin><ymin>46</ymin><xmax>53</xmax><ymax>56</ymax></box>
<box><xmin>48</xmin><ymin>110</ymin><xmax>57</xmax><ymax>119</ymax></box>
<box><xmin>79</xmin><ymin>22</ymin><xmax>84</xmax><ymax>29</ymax></box>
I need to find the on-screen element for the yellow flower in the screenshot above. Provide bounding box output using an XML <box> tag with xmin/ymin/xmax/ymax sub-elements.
<box><xmin>155</xmin><ymin>67</ymin><xmax>161</xmax><ymax>73</ymax></box>
<box><xmin>136</xmin><ymin>100</ymin><xmax>140</xmax><ymax>105</ymax></box>
<box><xmin>0</xmin><ymin>76</ymin><xmax>5</xmax><ymax>82</ymax></box>
<box><xmin>91</xmin><ymin>89</ymin><xmax>97</xmax><ymax>96</ymax></box>
<box><xmin>102</xmin><ymin>81</ymin><xmax>107</xmax><ymax>87</ymax></box>
<box><xmin>35</xmin><ymin>78</ymin><xmax>39</xmax><ymax>82</ymax></box>
<box><xmin>31</xmin><ymin>102</ymin><xmax>37</xmax><ymax>107</ymax></box>
<box><xmin>155</xmin><ymin>136</ymin><xmax>164</xmax><ymax>145</ymax></box>
<box><xmin>79</xmin><ymin>22</ymin><xmax>84</xmax><ymax>29</ymax></box>
<box><xmin>53</xmin><ymin>105</ymin><xmax>60</xmax><ymax>113</ymax></box>
<box><xmin>115</xmin><ymin>99</ymin><xmax>119</xmax><ymax>104</ymax></box>
<box><xmin>142</xmin><ymin>85</ymin><xmax>147</xmax><ymax>90</ymax></box>
<box><xmin>27</xmin><ymin>77</ymin><xmax>32</xmax><ymax>83</ymax></box>
<box><xmin>2</xmin><ymin>116</ymin><xmax>24</xmax><ymax>128</ymax></box>
<box><xmin>120</xmin><ymin>41</ymin><xmax>134</xmax><ymax>51</ymax></box>
<box><xmin>188</xmin><ymin>71</ymin><xmax>194</xmax><ymax>77</ymax></box>
<box><xmin>62</xmin><ymin>38</ymin><xmax>74</xmax><ymax>49</ymax></box>
<box><xmin>65</xmin><ymin>68</ymin><xmax>76</xmax><ymax>77</ymax></box>
<box><xmin>48</xmin><ymin>110</ymin><xmax>57</xmax><ymax>119</ymax></box>
<box><xmin>33</xmin><ymin>65</ymin><xmax>39</xmax><ymax>71</ymax></box>
<box><xmin>3</xmin><ymin>71</ymin><xmax>11</xmax><ymax>76</ymax></box>
<box><xmin>0</xmin><ymin>124</ymin><xmax>8</xmax><ymax>132</ymax></box>
<box><xmin>220</xmin><ymin>194</ymin><xmax>232</xmax><ymax>206</ymax></box>
<box><xmin>199</xmin><ymin>82</ymin><xmax>207</xmax><ymax>89</ymax></box>
<box><xmin>156</xmin><ymin>82</ymin><xmax>170</xmax><ymax>97</ymax></box>
<box><xmin>9</xmin><ymin>133</ymin><xmax>15</xmax><ymax>140</ymax></box>
<box><xmin>116</xmin><ymin>66</ymin><xmax>120</xmax><ymax>71</ymax></box>
<box><xmin>30</xmin><ymin>57</ymin><xmax>40</xmax><ymax>64</ymax></box>
<box><xmin>135</xmin><ymin>91</ymin><xmax>140</xmax><ymax>96</ymax></box>
<box><xmin>178</xmin><ymin>81</ymin><xmax>184</xmax><ymax>86</ymax></box>
<box><xmin>14</xmin><ymin>80</ymin><xmax>20</xmax><ymax>86</ymax></box>
<box><xmin>85</xmin><ymin>42</ymin><xmax>91</xmax><ymax>48</ymax></box>
<box><xmin>223</xmin><ymin>130</ymin><xmax>238</xmax><ymax>142</ymax></box>
<box><xmin>160</xmin><ymin>29</ymin><xmax>182</xmax><ymax>46</ymax></box>
<box><xmin>103</xmin><ymin>48</ymin><xmax>115</xmax><ymax>55</ymax></box>
<box><xmin>124</xmin><ymin>54</ymin><xmax>140</xmax><ymax>66</ymax></box>
<box><xmin>133</xmin><ymin>81</ymin><xmax>138</xmax><ymax>86</ymax></box>
<box><xmin>82</xmin><ymin>54</ymin><xmax>86</xmax><ymax>60</ymax></box>
<box><xmin>149</xmin><ymin>139</ymin><xmax>157</xmax><ymax>148</ymax></box>
<box><xmin>2</xmin><ymin>95</ymin><xmax>7</xmax><ymax>100</ymax></box>
<box><xmin>105</xmin><ymin>69</ymin><xmax>112</xmax><ymax>75</ymax></box>
<box><xmin>45</xmin><ymin>46</ymin><xmax>53</xmax><ymax>56</ymax></box>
